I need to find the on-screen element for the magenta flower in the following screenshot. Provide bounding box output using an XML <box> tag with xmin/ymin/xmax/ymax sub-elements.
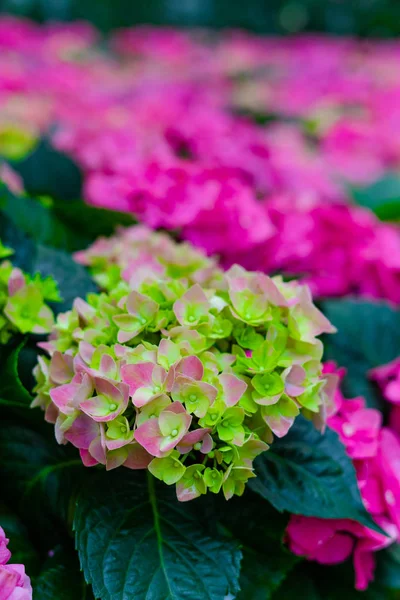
<box><xmin>286</xmin><ymin>515</ymin><xmax>397</xmax><ymax>591</ymax></box>
<box><xmin>0</xmin><ymin>527</ymin><xmax>32</xmax><ymax>600</ymax></box>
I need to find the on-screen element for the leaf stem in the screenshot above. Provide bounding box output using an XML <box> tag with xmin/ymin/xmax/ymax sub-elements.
<box><xmin>147</xmin><ymin>472</ymin><xmax>175</xmax><ymax>598</ymax></box>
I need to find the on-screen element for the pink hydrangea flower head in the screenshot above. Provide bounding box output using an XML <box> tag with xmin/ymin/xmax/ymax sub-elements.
<box><xmin>36</xmin><ymin>227</ymin><xmax>334</xmax><ymax>500</ymax></box>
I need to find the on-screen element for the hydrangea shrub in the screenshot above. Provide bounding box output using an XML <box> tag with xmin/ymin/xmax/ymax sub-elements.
<box><xmin>34</xmin><ymin>226</ymin><xmax>335</xmax><ymax>501</ymax></box>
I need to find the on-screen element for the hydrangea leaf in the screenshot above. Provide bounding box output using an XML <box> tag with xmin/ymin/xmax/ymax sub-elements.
<box><xmin>34</xmin><ymin>546</ymin><xmax>90</xmax><ymax>600</ymax></box>
<box><xmin>322</xmin><ymin>299</ymin><xmax>400</xmax><ymax>409</ymax></box>
<box><xmin>249</xmin><ymin>416</ymin><xmax>384</xmax><ymax>533</ymax></box>
<box><xmin>74</xmin><ymin>470</ymin><xmax>242</xmax><ymax>600</ymax></box>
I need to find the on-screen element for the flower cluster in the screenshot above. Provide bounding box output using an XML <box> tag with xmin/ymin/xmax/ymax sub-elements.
<box><xmin>34</xmin><ymin>227</ymin><xmax>335</xmax><ymax>501</ymax></box>
<box><xmin>0</xmin><ymin>527</ymin><xmax>32</xmax><ymax>600</ymax></box>
<box><xmin>286</xmin><ymin>362</ymin><xmax>400</xmax><ymax>590</ymax></box>
<box><xmin>2</xmin><ymin>19</ymin><xmax>400</xmax><ymax>305</ymax></box>
<box><xmin>0</xmin><ymin>242</ymin><xmax>58</xmax><ymax>343</ymax></box>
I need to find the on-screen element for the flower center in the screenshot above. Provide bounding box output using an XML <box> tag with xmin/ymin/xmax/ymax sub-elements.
<box><xmin>194</xmin><ymin>442</ymin><xmax>202</xmax><ymax>450</ymax></box>
<box><xmin>109</xmin><ymin>403</ymin><xmax>117</xmax><ymax>411</ymax></box>
<box><xmin>171</xmin><ymin>428</ymin><xmax>178</xmax><ymax>437</ymax></box>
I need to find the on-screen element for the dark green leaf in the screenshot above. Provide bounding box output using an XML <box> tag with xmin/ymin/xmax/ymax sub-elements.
<box><xmin>350</xmin><ymin>174</ymin><xmax>400</xmax><ymax>221</ymax></box>
<box><xmin>34</xmin><ymin>546</ymin><xmax>89</xmax><ymax>600</ymax></box>
<box><xmin>74</xmin><ymin>470</ymin><xmax>242</xmax><ymax>600</ymax></box>
<box><xmin>237</xmin><ymin>545</ymin><xmax>297</xmax><ymax>600</ymax></box>
<box><xmin>322</xmin><ymin>299</ymin><xmax>400</xmax><ymax>409</ymax></box>
<box><xmin>0</xmin><ymin>193</ymin><xmax>97</xmax><ymax>312</ymax></box>
<box><xmin>376</xmin><ymin>545</ymin><xmax>400</xmax><ymax>591</ymax></box>
<box><xmin>249</xmin><ymin>416</ymin><xmax>381</xmax><ymax>532</ymax></box>
<box><xmin>0</xmin><ymin>211</ymin><xmax>36</xmax><ymax>272</ymax></box>
<box><xmin>0</xmin><ymin>423</ymin><xmax>84</xmax><ymax>548</ymax></box>
<box><xmin>0</xmin><ymin>340</ymin><xmax>51</xmax><ymax>433</ymax></box>
<box><xmin>31</xmin><ymin>244</ymin><xmax>97</xmax><ymax>313</ymax></box>
<box><xmin>0</xmin><ymin>183</ymin><xmax>83</xmax><ymax>251</ymax></box>
<box><xmin>271</xmin><ymin>562</ymin><xmax>397</xmax><ymax>600</ymax></box>
<box><xmin>214</xmin><ymin>491</ymin><xmax>297</xmax><ymax>600</ymax></box>
<box><xmin>53</xmin><ymin>198</ymin><xmax>135</xmax><ymax>241</ymax></box>
<box><xmin>0</xmin><ymin>503</ymin><xmax>40</xmax><ymax>575</ymax></box>
<box><xmin>0</xmin><ymin>339</ymin><xmax>32</xmax><ymax>406</ymax></box>
<box><xmin>271</xmin><ymin>566</ymin><xmax>319</xmax><ymax>600</ymax></box>
<box><xmin>11</xmin><ymin>138</ymin><xmax>83</xmax><ymax>201</ymax></box>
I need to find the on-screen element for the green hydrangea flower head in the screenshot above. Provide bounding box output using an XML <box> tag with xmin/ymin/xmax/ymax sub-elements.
<box><xmin>0</xmin><ymin>241</ymin><xmax>58</xmax><ymax>343</ymax></box>
<box><xmin>33</xmin><ymin>226</ymin><xmax>336</xmax><ymax>501</ymax></box>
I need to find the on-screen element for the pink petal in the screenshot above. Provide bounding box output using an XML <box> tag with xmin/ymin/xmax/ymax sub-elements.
<box><xmin>49</xmin><ymin>352</ymin><xmax>74</xmax><ymax>385</ymax></box>
<box><xmin>220</xmin><ymin>373</ymin><xmax>247</xmax><ymax>407</ymax></box>
<box><xmin>284</xmin><ymin>366</ymin><xmax>306</xmax><ymax>397</ymax></box>
<box><xmin>134</xmin><ymin>418</ymin><xmax>164</xmax><ymax>457</ymax></box>
<box><xmin>88</xmin><ymin>428</ymin><xmax>106</xmax><ymax>465</ymax></box>
<box><xmin>80</xmin><ymin>396</ymin><xmax>122</xmax><ymax>422</ymax></box>
<box><xmin>176</xmin><ymin>427</ymin><xmax>212</xmax><ymax>453</ymax></box>
<box><xmin>264</xmin><ymin>414</ymin><xmax>295</xmax><ymax>437</ymax></box>
<box><xmin>313</xmin><ymin>532</ymin><xmax>354</xmax><ymax>564</ymax></box>
<box><xmin>99</xmin><ymin>355</ymin><xmax>117</xmax><ymax>378</ymax></box>
<box><xmin>64</xmin><ymin>414</ymin><xmax>99</xmax><ymax>449</ymax></box>
<box><xmin>0</xmin><ymin>565</ymin><xmax>19</xmax><ymax>599</ymax></box>
<box><xmin>79</xmin><ymin>448</ymin><xmax>99</xmax><ymax>467</ymax></box>
<box><xmin>176</xmin><ymin>481</ymin><xmax>202</xmax><ymax>502</ymax></box>
<box><xmin>123</xmin><ymin>443</ymin><xmax>152</xmax><ymax>469</ymax></box>
<box><xmin>176</xmin><ymin>356</ymin><xmax>204</xmax><ymax>381</ymax></box>
<box><xmin>166</xmin><ymin>401</ymin><xmax>188</xmax><ymax>415</ymax></box>
<box><xmin>353</xmin><ymin>546</ymin><xmax>375</xmax><ymax>591</ymax></box>
<box><xmin>201</xmin><ymin>433</ymin><xmax>213</xmax><ymax>454</ymax></box>
<box><xmin>78</xmin><ymin>341</ymin><xmax>95</xmax><ymax>365</ymax></box>
<box><xmin>378</xmin><ymin>428</ymin><xmax>400</xmax><ymax>530</ymax></box>
<box><xmin>50</xmin><ymin>383</ymin><xmax>79</xmax><ymax>415</ymax></box>
<box><xmin>121</xmin><ymin>362</ymin><xmax>154</xmax><ymax>396</ymax></box>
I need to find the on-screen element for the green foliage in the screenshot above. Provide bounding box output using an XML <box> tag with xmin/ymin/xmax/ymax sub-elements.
<box><xmin>351</xmin><ymin>174</ymin><xmax>400</xmax><ymax>221</ymax></box>
<box><xmin>0</xmin><ymin>340</ymin><xmax>33</xmax><ymax>406</ymax></box>
<box><xmin>217</xmin><ymin>492</ymin><xmax>298</xmax><ymax>600</ymax></box>
<box><xmin>74</xmin><ymin>470</ymin><xmax>242</xmax><ymax>600</ymax></box>
<box><xmin>31</xmin><ymin>244</ymin><xmax>97</xmax><ymax>312</ymax></box>
<box><xmin>2</xmin><ymin>0</ymin><xmax>400</xmax><ymax>37</ymax></box>
<box><xmin>274</xmin><ymin>562</ymin><xmax>400</xmax><ymax>600</ymax></box>
<box><xmin>322</xmin><ymin>299</ymin><xmax>400</xmax><ymax>409</ymax></box>
<box><xmin>0</xmin><ymin>504</ymin><xmax>40</xmax><ymax>575</ymax></box>
<box><xmin>11</xmin><ymin>138</ymin><xmax>83</xmax><ymax>202</ymax></box>
<box><xmin>34</xmin><ymin>546</ymin><xmax>89</xmax><ymax>600</ymax></box>
<box><xmin>0</xmin><ymin>422</ymin><xmax>84</xmax><ymax>546</ymax></box>
<box><xmin>249</xmin><ymin>416</ymin><xmax>380</xmax><ymax>532</ymax></box>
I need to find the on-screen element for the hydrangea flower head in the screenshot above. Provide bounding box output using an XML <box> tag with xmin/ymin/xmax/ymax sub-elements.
<box><xmin>35</xmin><ymin>226</ymin><xmax>335</xmax><ymax>501</ymax></box>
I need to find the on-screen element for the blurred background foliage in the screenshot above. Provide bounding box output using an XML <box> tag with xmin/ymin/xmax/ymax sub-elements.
<box><xmin>1</xmin><ymin>0</ymin><xmax>400</xmax><ymax>36</ymax></box>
